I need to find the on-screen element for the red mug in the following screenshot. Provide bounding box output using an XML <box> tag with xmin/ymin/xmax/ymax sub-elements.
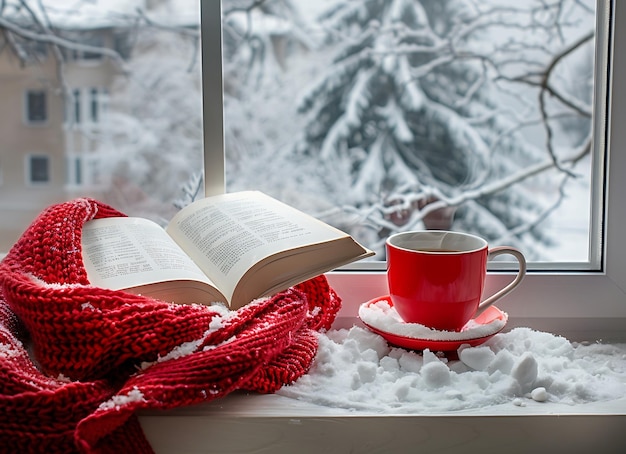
<box><xmin>386</xmin><ymin>231</ymin><xmax>526</xmax><ymax>331</ymax></box>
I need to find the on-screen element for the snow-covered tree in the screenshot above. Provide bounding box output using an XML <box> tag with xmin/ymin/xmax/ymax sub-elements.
<box><xmin>98</xmin><ymin>26</ymin><xmax>203</xmax><ymax>221</ymax></box>
<box><xmin>224</xmin><ymin>0</ymin><xmax>595</xmax><ymax>259</ymax></box>
<box><xmin>221</xmin><ymin>0</ymin><xmax>323</xmax><ymax>181</ymax></box>
<box><xmin>2</xmin><ymin>0</ymin><xmax>595</xmax><ymax>258</ymax></box>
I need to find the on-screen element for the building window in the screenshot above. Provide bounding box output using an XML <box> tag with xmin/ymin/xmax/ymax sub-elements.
<box><xmin>25</xmin><ymin>90</ymin><xmax>47</xmax><ymax>123</ymax></box>
<box><xmin>89</xmin><ymin>87</ymin><xmax>108</xmax><ymax>122</ymax></box>
<box><xmin>90</xmin><ymin>88</ymin><xmax>99</xmax><ymax>122</ymax></box>
<box><xmin>66</xmin><ymin>155</ymin><xmax>82</xmax><ymax>186</ymax></box>
<box><xmin>73</xmin><ymin>89</ymin><xmax>81</xmax><ymax>124</ymax></box>
<box><xmin>64</xmin><ymin>32</ymin><xmax>104</xmax><ymax>62</ymax></box>
<box><xmin>68</xmin><ymin>87</ymin><xmax>107</xmax><ymax>126</ymax></box>
<box><xmin>27</xmin><ymin>155</ymin><xmax>50</xmax><ymax>184</ymax></box>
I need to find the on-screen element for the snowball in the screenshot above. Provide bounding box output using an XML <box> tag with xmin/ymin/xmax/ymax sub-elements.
<box><xmin>356</xmin><ymin>361</ymin><xmax>378</xmax><ymax>384</ymax></box>
<box><xmin>459</xmin><ymin>346</ymin><xmax>496</xmax><ymax>371</ymax></box>
<box><xmin>394</xmin><ymin>382</ymin><xmax>411</xmax><ymax>401</ymax></box>
<box><xmin>397</xmin><ymin>350</ymin><xmax>423</xmax><ymax>373</ymax></box>
<box><xmin>531</xmin><ymin>387</ymin><xmax>549</xmax><ymax>402</ymax></box>
<box><xmin>421</xmin><ymin>360</ymin><xmax>451</xmax><ymax>388</ymax></box>
<box><xmin>486</xmin><ymin>349</ymin><xmax>516</xmax><ymax>375</ymax></box>
<box><xmin>379</xmin><ymin>356</ymin><xmax>400</xmax><ymax>372</ymax></box>
<box><xmin>511</xmin><ymin>352</ymin><xmax>538</xmax><ymax>393</ymax></box>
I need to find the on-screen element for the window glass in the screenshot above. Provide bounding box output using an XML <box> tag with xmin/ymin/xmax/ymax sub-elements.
<box><xmin>26</xmin><ymin>90</ymin><xmax>47</xmax><ymax>123</ymax></box>
<box><xmin>90</xmin><ymin>88</ymin><xmax>99</xmax><ymax>122</ymax></box>
<box><xmin>66</xmin><ymin>155</ymin><xmax>82</xmax><ymax>186</ymax></box>
<box><xmin>73</xmin><ymin>89</ymin><xmax>81</xmax><ymax>124</ymax></box>
<box><xmin>28</xmin><ymin>155</ymin><xmax>49</xmax><ymax>183</ymax></box>
<box><xmin>0</xmin><ymin>0</ymin><xmax>607</xmax><ymax>275</ymax></box>
<box><xmin>220</xmin><ymin>0</ymin><xmax>601</xmax><ymax>270</ymax></box>
<box><xmin>0</xmin><ymin>1</ymin><xmax>201</xmax><ymax>250</ymax></box>
<box><xmin>62</xmin><ymin>31</ymin><xmax>104</xmax><ymax>61</ymax></box>
<box><xmin>81</xmin><ymin>34</ymin><xmax>104</xmax><ymax>61</ymax></box>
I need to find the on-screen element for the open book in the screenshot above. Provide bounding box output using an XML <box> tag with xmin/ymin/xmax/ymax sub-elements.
<box><xmin>81</xmin><ymin>191</ymin><xmax>373</xmax><ymax>309</ymax></box>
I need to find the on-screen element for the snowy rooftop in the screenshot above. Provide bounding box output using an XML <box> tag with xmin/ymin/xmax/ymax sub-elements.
<box><xmin>4</xmin><ymin>0</ymin><xmax>198</xmax><ymax>30</ymax></box>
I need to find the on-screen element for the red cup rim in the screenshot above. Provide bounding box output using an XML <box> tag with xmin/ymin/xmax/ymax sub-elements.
<box><xmin>386</xmin><ymin>230</ymin><xmax>488</xmax><ymax>254</ymax></box>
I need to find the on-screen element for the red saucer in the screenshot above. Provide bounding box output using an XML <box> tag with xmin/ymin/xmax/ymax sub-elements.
<box><xmin>358</xmin><ymin>296</ymin><xmax>507</xmax><ymax>352</ymax></box>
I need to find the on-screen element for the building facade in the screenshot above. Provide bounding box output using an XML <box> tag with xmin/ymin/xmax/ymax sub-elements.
<box><xmin>0</xmin><ymin>26</ymin><xmax>124</xmax><ymax>250</ymax></box>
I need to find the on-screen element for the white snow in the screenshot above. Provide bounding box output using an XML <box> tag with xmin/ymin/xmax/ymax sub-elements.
<box><xmin>227</xmin><ymin>10</ymin><xmax>293</xmax><ymax>36</ymax></box>
<box><xmin>278</xmin><ymin>325</ymin><xmax>626</xmax><ymax>412</ymax></box>
<box><xmin>5</xmin><ymin>0</ymin><xmax>197</xmax><ymax>28</ymax></box>
<box><xmin>98</xmin><ymin>386</ymin><xmax>145</xmax><ymax>411</ymax></box>
<box><xmin>5</xmin><ymin>0</ymin><xmax>144</xmax><ymax>28</ymax></box>
<box><xmin>0</xmin><ymin>342</ymin><xmax>21</xmax><ymax>359</ymax></box>
<box><xmin>139</xmin><ymin>308</ymin><xmax>230</xmax><ymax>370</ymax></box>
<box><xmin>358</xmin><ymin>299</ymin><xmax>507</xmax><ymax>341</ymax></box>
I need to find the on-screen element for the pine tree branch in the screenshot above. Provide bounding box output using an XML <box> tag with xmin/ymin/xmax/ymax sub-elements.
<box><xmin>429</xmin><ymin>136</ymin><xmax>589</xmax><ymax>209</ymax></box>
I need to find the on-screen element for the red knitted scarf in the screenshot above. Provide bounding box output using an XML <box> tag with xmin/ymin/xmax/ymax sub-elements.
<box><xmin>0</xmin><ymin>198</ymin><xmax>341</xmax><ymax>453</ymax></box>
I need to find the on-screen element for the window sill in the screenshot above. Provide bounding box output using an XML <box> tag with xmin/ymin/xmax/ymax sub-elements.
<box><xmin>138</xmin><ymin>271</ymin><xmax>626</xmax><ymax>454</ymax></box>
<box><xmin>139</xmin><ymin>393</ymin><xmax>626</xmax><ymax>453</ymax></box>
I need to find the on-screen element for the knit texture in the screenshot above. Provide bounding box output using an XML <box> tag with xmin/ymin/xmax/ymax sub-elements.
<box><xmin>0</xmin><ymin>198</ymin><xmax>341</xmax><ymax>453</ymax></box>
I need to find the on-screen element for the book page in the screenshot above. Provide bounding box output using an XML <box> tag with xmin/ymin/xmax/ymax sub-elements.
<box><xmin>81</xmin><ymin>217</ymin><xmax>216</xmax><ymax>291</ymax></box>
<box><xmin>166</xmin><ymin>191</ymin><xmax>349</xmax><ymax>302</ymax></box>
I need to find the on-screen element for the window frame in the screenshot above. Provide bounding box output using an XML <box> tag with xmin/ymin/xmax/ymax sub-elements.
<box><xmin>201</xmin><ymin>0</ymin><xmax>626</xmax><ymax>332</ymax></box>
<box><xmin>73</xmin><ymin>88</ymin><xmax>81</xmax><ymax>124</ymax></box>
<box><xmin>65</xmin><ymin>154</ymin><xmax>83</xmax><ymax>187</ymax></box>
<box><xmin>66</xmin><ymin>86</ymin><xmax>107</xmax><ymax>128</ymax></box>
<box><xmin>89</xmin><ymin>87</ymin><xmax>99</xmax><ymax>122</ymax></box>
<box><xmin>64</xmin><ymin>32</ymin><xmax>104</xmax><ymax>63</ymax></box>
<box><xmin>24</xmin><ymin>89</ymin><xmax>48</xmax><ymax>124</ymax></box>
<box><xmin>26</xmin><ymin>153</ymin><xmax>51</xmax><ymax>185</ymax></box>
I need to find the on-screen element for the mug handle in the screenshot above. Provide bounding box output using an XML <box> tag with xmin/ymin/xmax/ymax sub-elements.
<box><xmin>474</xmin><ymin>246</ymin><xmax>527</xmax><ymax>318</ymax></box>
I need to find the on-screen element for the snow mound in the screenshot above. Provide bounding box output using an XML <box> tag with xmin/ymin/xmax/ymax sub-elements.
<box><xmin>278</xmin><ymin>326</ymin><xmax>626</xmax><ymax>413</ymax></box>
